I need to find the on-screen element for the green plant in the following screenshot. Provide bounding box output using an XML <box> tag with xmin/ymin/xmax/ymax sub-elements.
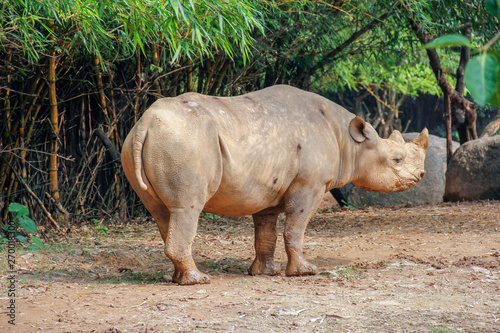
<box><xmin>341</xmin><ymin>200</ymin><xmax>358</xmax><ymax>210</ymax></box>
<box><xmin>432</xmin><ymin>327</ymin><xmax>460</xmax><ymax>333</ymax></box>
<box><xmin>200</xmin><ymin>212</ymin><xmax>221</xmax><ymax>220</ymax></box>
<box><xmin>424</xmin><ymin>2</ymin><xmax>500</xmax><ymax>107</ymax></box>
<box><xmin>1</xmin><ymin>203</ymin><xmax>45</xmax><ymax>250</ymax></box>
<box><xmin>91</xmin><ymin>219</ymin><xmax>109</xmax><ymax>238</ymax></box>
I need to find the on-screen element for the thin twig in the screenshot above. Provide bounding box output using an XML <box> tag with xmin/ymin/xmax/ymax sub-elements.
<box><xmin>0</xmin><ymin>148</ymin><xmax>75</xmax><ymax>162</ymax></box>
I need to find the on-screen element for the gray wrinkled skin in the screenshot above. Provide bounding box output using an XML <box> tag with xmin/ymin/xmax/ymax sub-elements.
<box><xmin>122</xmin><ymin>85</ymin><xmax>428</xmax><ymax>285</ymax></box>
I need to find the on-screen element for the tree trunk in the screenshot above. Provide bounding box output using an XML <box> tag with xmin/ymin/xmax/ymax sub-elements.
<box><xmin>453</xmin><ymin>26</ymin><xmax>477</xmax><ymax>144</ymax></box>
<box><xmin>444</xmin><ymin>89</ymin><xmax>453</xmax><ymax>163</ymax></box>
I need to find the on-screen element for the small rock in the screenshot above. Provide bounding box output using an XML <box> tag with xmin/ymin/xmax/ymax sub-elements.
<box><xmin>156</xmin><ymin>303</ymin><xmax>169</xmax><ymax>311</ymax></box>
<box><xmin>471</xmin><ymin>266</ymin><xmax>491</xmax><ymax>275</ymax></box>
<box><xmin>20</xmin><ymin>253</ymin><xmax>34</xmax><ymax>261</ymax></box>
<box><xmin>277</xmin><ymin>308</ymin><xmax>307</xmax><ymax>316</ymax></box>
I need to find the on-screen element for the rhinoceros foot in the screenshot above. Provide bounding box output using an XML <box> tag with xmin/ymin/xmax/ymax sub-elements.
<box><xmin>248</xmin><ymin>258</ymin><xmax>281</xmax><ymax>276</ymax></box>
<box><xmin>172</xmin><ymin>268</ymin><xmax>210</xmax><ymax>285</ymax></box>
<box><xmin>285</xmin><ymin>259</ymin><xmax>318</xmax><ymax>276</ymax></box>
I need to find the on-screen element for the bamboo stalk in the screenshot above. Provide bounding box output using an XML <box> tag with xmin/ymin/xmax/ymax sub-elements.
<box><xmin>94</xmin><ymin>56</ymin><xmax>110</xmax><ymax>124</ymax></box>
<box><xmin>203</xmin><ymin>60</ymin><xmax>216</xmax><ymax>95</ymax></box>
<box><xmin>197</xmin><ymin>62</ymin><xmax>206</xmax><ymax>93</ymax></box>
<box><xmin>187</xmin><ymin>66</ymin><xmax>194</xmax><ymax>93</ymax></box>
<box><xmin>47</xmin><ymin>29</ymin><xmax>68</xmax><ymax>220</ymax></box>
<box><xmin>209</xmin><ymin>59</ymin><xmax>230</xmax><ymax>95</ymax></box>
<box><xmin>133</xmin><ymin>50</ymin><xmax>142</xmax><ymax>123</ymax></box>
<box><xmin>153</xmin><ymin>44</ymin><xmax>162</xmax><ymax>96</ymax></box>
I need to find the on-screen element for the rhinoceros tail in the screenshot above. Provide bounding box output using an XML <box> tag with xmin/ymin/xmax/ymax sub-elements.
<box><xmin>132</xmin><ymin>122</ymin><xmax>149</xmax><ymax>191</ymax></box>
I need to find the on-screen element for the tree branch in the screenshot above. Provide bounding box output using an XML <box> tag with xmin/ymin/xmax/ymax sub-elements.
<box><xmin>410</xmin><ymin>20</ymin><xmax>471</xmax><ymax>107</ymax></box>
<box><xmin>310</xmin><ymin>8</ymin><xmax>393</xmax><ymax>74</ymax></box>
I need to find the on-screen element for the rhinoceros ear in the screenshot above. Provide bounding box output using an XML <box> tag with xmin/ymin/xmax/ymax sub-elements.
<box><xmin>349</xmin><ymin>116</ymin><xmax>370</xmax><ymax>143</ymax></box>
<box><xmin>410</xmin><ymin>128</ymin><xmax>429</xmax><ymax>151</ymax></box>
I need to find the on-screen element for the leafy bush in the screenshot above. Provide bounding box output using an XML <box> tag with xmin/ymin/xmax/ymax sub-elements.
<box><xmin>1</xmin><ymin>203</ymin><xmax>45</xmax><ymax>250</ymax></box>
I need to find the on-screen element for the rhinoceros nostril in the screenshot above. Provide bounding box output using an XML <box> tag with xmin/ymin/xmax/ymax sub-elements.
<box><xmin>420</xmin><ymin>171</ymin><xmax>425</xmax><ymax>179</ymax></box>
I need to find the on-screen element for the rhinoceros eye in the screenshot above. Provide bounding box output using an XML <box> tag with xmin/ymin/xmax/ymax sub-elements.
<box><xmin>393</xmin><ymin>157</ymin><xmax>403</xmax><ymax>164</ymax></box>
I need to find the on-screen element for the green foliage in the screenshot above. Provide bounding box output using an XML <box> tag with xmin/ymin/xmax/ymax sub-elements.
<box><xmin>418</xmin><ymin>0</ymin><xmax>500</xmax><ymax>107</ymax></box>
<box><xmin>312</xmin><ymin>2</ymin><xmax>469</xmax><ymax>100</ymax></box>
<box><xmin>1</xmin><ymin>203</ymin><xmax>45</xmax><ymax>250</ymax></box>
<box><xmin>317</xmin><ymin>50</ymin><xmax>445</xmax><ymax>97</ymax></box>
<box><xmin>425</xmin><ymin>33</ymin><xmax>500</xmax><ymax>107</ymax></box>
<box><xmin>486</xmin><ymin>0</ymin><xmax>500</xmax><ymax>18</ymax></box>
<box><xmin>0</xmin><ymin>0</ymin><xmax>263</xmax><ymax>65</ymax></box>
<box><xmin>95</xmin><ymin>225</ymin><xmax>109</xmax><ymax>237</ymax></box>
<box><xmin>465</xmin><ymin>52</ymin><xmax>500</xmax><ymax>106</ymax></box>
<box><xmin>341</xmin><ymin>200</ymin><xmax>358</xmax><ymax>210</ymax></box>
<box><xmin>91</xmin><ymin>219</ymin><xmax>109</xmax><ymax>238</ymax></box>
<box><xmin>424</xmin><ymin>34</ymin><xmax>471</xmax><ymax>49</ymax></box>
<box><xmin>200</xmin><ymin>212</ymin><xmax>221</xmax><ymax>220</ymax></box>
<box><xmin>431</xmin><ymin>327</ymin><xmax>460</xmax><ymax>333</ymax></box>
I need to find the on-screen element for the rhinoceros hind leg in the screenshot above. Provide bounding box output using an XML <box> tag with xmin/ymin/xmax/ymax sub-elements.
<box><xmin>165</xmin><ymin>210</ymin><xmax>210</xmax><ymax>285</ymax></box>
<box><xmin>283</xmin><ymin>188</ymin><xmax>323</xmax><ymax>276</ymax></box>
<box><xmin>249</xmin><ymin>211</ymin><xmax>281</xmax><ymax>276</ymax></box>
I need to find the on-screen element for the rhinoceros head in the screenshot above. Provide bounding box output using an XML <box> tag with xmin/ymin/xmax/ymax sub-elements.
<box><xmin>348</xmin><ymin>116</ymin><xmax>429</xmax><ymax>193</ymax></box>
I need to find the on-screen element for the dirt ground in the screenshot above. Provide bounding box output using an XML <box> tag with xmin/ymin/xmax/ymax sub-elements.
<box><xmin>2</xmin><ymin>201</ymin><xmax>500</xmax><ymax>332</ymax></box>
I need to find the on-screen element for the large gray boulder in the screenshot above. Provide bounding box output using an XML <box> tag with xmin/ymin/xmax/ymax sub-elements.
<box><xmin>336</xmin><ymin>133</ymin><xmax>459</xmax><ymax>207</ymax></box>
<box><xmin>444</xmin><ymin>135</ymin><xmax>500</xmax><ymax>201</ymax></box>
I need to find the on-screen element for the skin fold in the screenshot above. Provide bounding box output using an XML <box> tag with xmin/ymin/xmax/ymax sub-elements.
<box><xmin>122</xmin><ymin>85</ymin><xmax>429</xmax><ymax>285</ymax></box>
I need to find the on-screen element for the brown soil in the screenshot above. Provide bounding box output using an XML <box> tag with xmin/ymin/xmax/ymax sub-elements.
<box><xmin>2</xmin><ymin>201</ymin><xmax>500</xmax><ymax>332</ymax></box>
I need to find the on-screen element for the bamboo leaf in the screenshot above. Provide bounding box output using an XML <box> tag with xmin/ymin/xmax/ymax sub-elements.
<box><xmin>424</xmin><ymin>34</ymin><xmax>471</xmax><ymax>49</ymax></box>
<box><xmin>171</xmin><ymin>43</ymin><xmax>183</xmax><ymax>62</ymax></box>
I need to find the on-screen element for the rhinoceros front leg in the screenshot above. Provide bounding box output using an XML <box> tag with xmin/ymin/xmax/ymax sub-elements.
<box><xmin>248</xmin><ymin>210</ymin><xmax>281</xmax><ymax>276</ymax></box>
<box><xmin>283</xmin><ymin>188</ymin><xmax>324</xmax><ymax>276</ymax></box>
<box><xmin>165</xmin><ymin>209</ymin><xmax>210</xmax><ymax>285</ymax></box>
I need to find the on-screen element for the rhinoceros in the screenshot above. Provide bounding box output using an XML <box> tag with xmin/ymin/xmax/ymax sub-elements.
<box><xmin>121</xmin><ymin>85</ymin><xmax>428</xmax><ymax>285</ymax></box>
